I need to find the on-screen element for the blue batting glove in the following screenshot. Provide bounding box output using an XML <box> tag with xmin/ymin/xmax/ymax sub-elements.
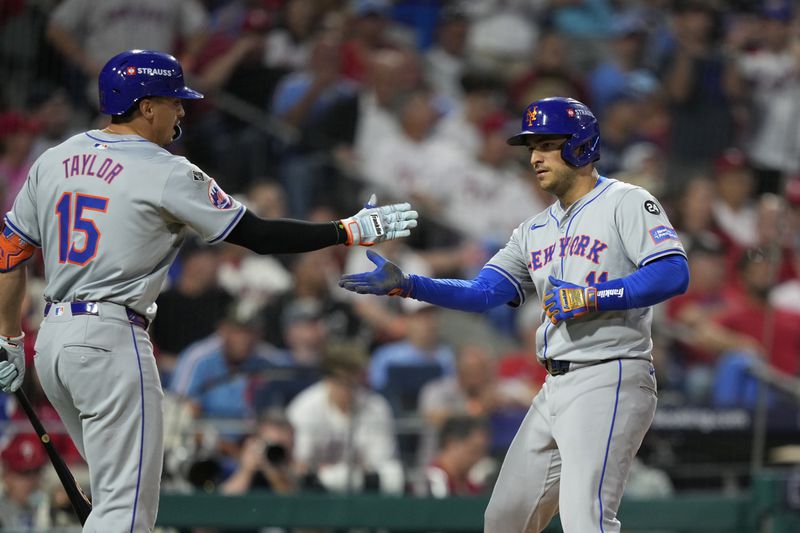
<box><xmin>542</xmin><ymin>275</ymin><xmax>597</xmax><ymax>325</ymax></box>
<box><xmin>338</xmin><ymin>250</ymin><xmax>413</xmax><ymax>297</ymax></box>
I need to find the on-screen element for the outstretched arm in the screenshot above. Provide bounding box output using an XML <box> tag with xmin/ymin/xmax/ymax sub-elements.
<box><xmin>544</xmin><ymin>254</ymin><xmax>689</xmax><ymax>324</ymax></box>
<box><xmin>338</xmin><ymin>250</ymin><xmax>519</xmax><ymax>313</ymax></box>
<box><xmin>225</xmin><ymin>194</ymin><xmax>418</xmax><ymax>254</ymax></box>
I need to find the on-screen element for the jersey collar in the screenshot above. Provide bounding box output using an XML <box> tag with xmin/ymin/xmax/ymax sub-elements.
<box><xmin>551</xmin><ymin>176</ymin><xmax>613</xmax><ymax>220</ymax></box>
<box><xmin>85</xmin><ymin>130</ymin><xmax>151</xmax><ymax>144</ymax></box>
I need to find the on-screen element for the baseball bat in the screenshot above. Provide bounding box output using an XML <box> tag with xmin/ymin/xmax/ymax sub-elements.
<box><xmin>0</xmin><ymin>348</ymin><xmax>92</xmax><ymax>525</ymax></box>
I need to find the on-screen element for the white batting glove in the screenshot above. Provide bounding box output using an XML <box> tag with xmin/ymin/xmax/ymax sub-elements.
<box><xmin>0</xmin><ymin>334</ymin><xmax>25</xmax><ymax>393</ymax></box>
<box><xmin>339</xmin><ymin>194</ymin><xmax>418</xmax><ymax>246</ymax></box>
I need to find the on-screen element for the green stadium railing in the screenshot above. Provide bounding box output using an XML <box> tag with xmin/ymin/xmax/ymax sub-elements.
<box><xmin>155</xmin><ymin>471</ymin><xmax>799</xmax><ymax>532</ymax></box>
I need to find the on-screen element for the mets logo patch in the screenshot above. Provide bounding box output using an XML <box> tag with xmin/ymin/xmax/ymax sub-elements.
<box><xmin>649</xmin><ymin>225</ymin><xmax>678</xmax><ymax>244</ymax></box>
<box><xmin>208</xmin><ymin>179</ymin><xmax>234</xmax><ymax>209</ymax></box>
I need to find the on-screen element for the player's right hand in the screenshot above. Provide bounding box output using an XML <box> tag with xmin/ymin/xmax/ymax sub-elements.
<box><xmin>339</xmin><ymin>194</ymin><xmax>418</xmax><ymax>246</ymax></box>
<box><xmin>338</xmin><ymin>250</ymin><xmax>413</xmax><ymax>297</ymax></box>
<box><xmin>0</xmin><ymin>334</ymin><xmax>25</xmax><ymax>393</ymax></box>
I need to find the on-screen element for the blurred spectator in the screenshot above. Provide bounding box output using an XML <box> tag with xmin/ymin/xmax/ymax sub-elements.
<box><xmin>169</xmin><ymin>300</ymin><xmax>292</xmax><ymax>420</ymax></box>
<box><xmin>0</xmin><ymin>434</ymin><xmax>47</xmax><ymax>529</ymax></box>
<box><xmin>496</xmin><ymin>304</ymin><xmax>547</xmax><ymax>399</ymax></box>
<box><xmin>271</xmin><ymin>32</ymin><xmax>358</xmax><ymax>217</ymax></box>
<box><xmin>419</xmin><ymin>344</ymin><xmax>532</xmax><ymax>428</ymax></box>
<box><xmin>368</xmin><ymin>303</ymin><xmax>456</xmax><ymax>392</ymax></box>
<box><xmin>264</xmin><ymin>0</ymin><xmax>321</xmax><ymax>71</ymax></box>
<box><xmin>660</xmin><ymin>0</ymin><xmax>744</xmax><ymax>190</ymax></box>
<box><xmin>25</xmin><ymin>84</ymin><xmax>77</xmax><ymax>161</ymax></box>
<box><xmin>217</xmin><ymin>181</ymin><xmax>293</xmax><ymax>307</ymax></box>
<box><xmin>736</xmin><ymin>0</ymin><xmax>800</xmax><ymax>194</ymax></box>
<box><xmin>0</xmin><ymin>111</ymin><xmax>37</xmax><ymax>213</ymax></box>
<box><xmin>664</xmin><ymin>234</ymin><xmax>738</xmax><ymax>403</ymax></box>
<box><xmin>596</xmin><ymin>95</ymin><xmax>652</xmax><ymax>177</ymax></box>
<box><xmin>340</xmin><ymin>0</ymin><xmax>397</xmax><ymax>82</ymax></box>
<box><xmin>427</xmin><ymin>112</ymin><xmax>548</xmax><ymax>246</ymax></box>
<box><xmin>549</xmin><ymin>0</ymin><xmax>615</xmax><ymax>70</ymax></box>
<box><xmin>287</xmin><ymin>342</ymin><xmax>403</xmax><ymax>493</ymax></box>
<box><xmin>671</xmin><ymin>176</ymin><xmax>730</xmax><ymax>253</ymax></box>
<box><xmin>261</xmin><ymin>248</ymin><xmax>360</xmax><ymax>349</ymax></box>
<box><xmin>465</xmin><ymin>3</ymin><xmax>538</xmax><ymax>79</ymax></box>
<box><xmin>46</xmin><ymin>0</ymin><xmax>209</xmax><ymax>105</ymax></box>
<box><xmin>710</xmin><ymin>247</ymin><xmax>800</xmax><ymax>407</ymax></box>
<box><xmin>588</xmin><ymin>11</ymin><xmax>660</xmax><ymax>117</ymax></box>
<box><xmin>220</xmin><ymin>409</ymin><xmax>301</xmax><ymax>495</ymax></box>
<box><xmin>435</xmin><ymin>70</ymin><xmax>503</xmax><ymax>157</ymax></box>
<box><xmin>361</xmin><ymin>86</ymin><xmax>453</xmax><ymax>205</ymax></box>
<box><xmin>279</xmin><ymin>298</ymin><xmax>329</xmax><ymax>367</ymax></box>
<box><xmin>151</xmin><ymin>244</ymin><xmax>233</xmax><ymax>382</ymax></box>
<box><xmin>507</xmin><ymin>30</ymin><xmax>586</xmax><ymax>112</ymax></box>
<box><xmin>711</xmin><ymin>148</ymin><xmax>758</xmax><ymax>249</ymax></box>
<box><xmin>317</xmin><ymin>48</ymin><xmax>418</xmax><ymax>160</ymax></box>
<box><xmin>417</xmin><ymin>415</ymin><xmax>492</xmax><ymax>497</ymax></box>
<box><xmin>424</xmin><ymin>5</ymin><xmax>470</xmax><ymax>102</ymax></box>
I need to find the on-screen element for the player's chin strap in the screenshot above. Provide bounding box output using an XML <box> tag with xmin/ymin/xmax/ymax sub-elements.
<box><xmin>171</xmin><ymin>125</ymin><xmax>183</xmax><ymax>142</ymax></box>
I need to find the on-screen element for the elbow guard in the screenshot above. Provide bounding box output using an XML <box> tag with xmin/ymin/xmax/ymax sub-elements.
<box><xmin>0</xmin><ymin>225</ymin><xmax>35</xmax><ymax>272</ymax></box>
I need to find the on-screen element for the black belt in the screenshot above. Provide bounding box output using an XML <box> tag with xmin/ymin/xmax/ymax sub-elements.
<box><xmin>44</xmin><ymin>302</ymin><xmax>149</xmax><ymax>329</ymax></box>
<box><xmin>544</xmin><ymin>359</ymin><xmax>571</xmax><ymax>376</ymax></box>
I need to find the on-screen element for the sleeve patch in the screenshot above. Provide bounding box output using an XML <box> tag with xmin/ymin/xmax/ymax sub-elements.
<box><xmin>649</xmin><ymin>225</ymin><xmax>678</xmax><ymax>244</ymax></box>
<box><xmin>208</xmin><ymin>179</ymin><xmax>235</xmax><ymax>210</ymax></box>
<box><xmin>0</xmin><ymin>225</ymin><xmax>35</xmax><ymax>272</ymax></box>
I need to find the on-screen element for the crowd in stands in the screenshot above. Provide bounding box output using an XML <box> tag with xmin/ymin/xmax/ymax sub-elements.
<box><xmin>2</xmin><ymin>0</ymin><xmax>800</xmax><ymax>528</ymax></box>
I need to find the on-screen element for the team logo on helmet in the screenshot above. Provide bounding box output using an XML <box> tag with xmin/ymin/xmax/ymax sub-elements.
<box><xmin>208</xmin><ymin>179</ymin><xmax>234</xmax><ymax>209</ymax></box>
<box><xmin>126</xmin><ymin>66</ymin><xmax>137</xmax><ymax>76</ymax></box>
<box><xmin>526</xmin><ymin>107</ymin><xmax>538</xmax><ymax>127</ymax></box>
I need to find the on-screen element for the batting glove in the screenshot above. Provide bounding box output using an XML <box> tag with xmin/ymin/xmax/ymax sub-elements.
<box><xmin>543</xmin><ymin>276</ymin><xmax>597</xmax><ymax>325</ymax></box>
<box><xmin>339</xmin><ymin>194</ymin><xmax>418</xmax><ymax>246</ymax></box>
<box><xmin>338</xmin><ymin>250</ymin><xmax>413</xmax><ymax>297</ymax></box>
<box><xmin>0</xmin><ymin>334</ymin><xmax>25</xmax><ymax>393</ymax></box>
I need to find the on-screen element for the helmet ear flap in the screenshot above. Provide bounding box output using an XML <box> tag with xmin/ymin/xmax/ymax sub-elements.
<box><xmin>561</xmin><ymin>128</ymin><xmax>600</xmax><ymax>167</ymax></box>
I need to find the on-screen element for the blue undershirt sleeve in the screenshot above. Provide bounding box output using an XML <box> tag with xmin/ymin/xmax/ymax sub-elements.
<box><xmin>594</xmin><ymin>254</ymin><xmax>689</xmax><ymax>311</ymax></box>
<box><xmin>407</xmin><ymin>268</ymin><xmax>520</xmax><ymax>313</ymax></box>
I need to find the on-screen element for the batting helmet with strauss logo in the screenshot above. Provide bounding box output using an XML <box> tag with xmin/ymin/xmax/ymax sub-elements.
<box><xmin>98</xmin><ymin>49</ymin><xmax>203</xmax><ymax>116</ymax></box>
<box><xmin>506</xmin><ymin>97</ymin><xmax>600</xmax><ymax>168</ymax></box>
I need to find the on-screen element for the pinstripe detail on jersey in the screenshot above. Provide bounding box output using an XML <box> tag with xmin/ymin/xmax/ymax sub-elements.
<box><xmin>128</xmin><ymin>324</ymin><xmax>146</xmax><ymax>533</ymax></box>
<box><xmin>3</xmin><ymin>215</ymin><xmax>41</xmax><ymax>247</ymax></box>
<box><xmin>208</xmin><ymin>205</ymin><xmax>246</xmax><ymax>244</ymax></box>
<box><xmin>85</xmin><ymin>132</ymin><xmax>150</xmax><ymax>144</ymax></box>
<box><xmin>598</xmin><ymin>359</ymin><xmax>623</xmax><ymax>532</ymax></box>
<box><xmin>559</xmin><ymin>180</ymin><xmax>617</xmax><ymax>277</ymax></box>
<box><xmin>485</xmin><ymin>264</ymin><xmax>526</xmax><ymax>305</ymax></box>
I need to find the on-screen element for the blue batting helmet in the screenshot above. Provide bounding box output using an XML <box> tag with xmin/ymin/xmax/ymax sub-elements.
<box><xmin>507</xmin><ymin>97</ymin><xmax>600</xmax><ymax>167</ymax></box>
<box><xmin>98</xmin><ymin>50</ymin><xmax>203</xmax><ymax>116</ymax></box>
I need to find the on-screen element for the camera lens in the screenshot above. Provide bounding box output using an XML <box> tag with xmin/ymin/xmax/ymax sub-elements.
<box><xmin>265</xmin><ymin>443</ymin><xmax>287</xmax><ymax>464</ymax></box>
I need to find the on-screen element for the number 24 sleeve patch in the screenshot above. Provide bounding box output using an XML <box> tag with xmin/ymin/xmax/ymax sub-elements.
<box><xmin>649</xmin><ymin>225</ymin><xmax>678</xmax><ymax>244</ymax></box>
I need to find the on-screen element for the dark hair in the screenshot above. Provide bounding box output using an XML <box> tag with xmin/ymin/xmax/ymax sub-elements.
<box><xmin>438</xmin><ymin>415</ymin><xmax>488</xmax><ymax>449</ymax></box>
<box><xmin>110</xmin><ymin>102</ymin><xmax>139</xmax><ymax>123</ymax></box>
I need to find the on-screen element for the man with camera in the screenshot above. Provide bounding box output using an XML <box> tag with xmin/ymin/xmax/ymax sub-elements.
<box><xmin>220</xmin><ymin>409</ymin><xmax>299</xmax><ymax>495</ymax></box>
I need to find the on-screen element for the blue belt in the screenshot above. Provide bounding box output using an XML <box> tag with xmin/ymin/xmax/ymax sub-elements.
<box><xmin>44</xmin><ymin>302</ymin><xmax>149</xmax><ymax>329</ymax></box>
<box><xmin>544</xmin><ymin>359</ymin><xmax>571</xmax><ymax>376</ymax></box>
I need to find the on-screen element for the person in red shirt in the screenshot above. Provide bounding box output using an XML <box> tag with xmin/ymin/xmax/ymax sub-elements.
<box><xmin>709</xmin><ymin>247</ymin><xmax>800</xmax><ymax>407</ymax></box>
<box><xmin>418</xmin><ymin>415</ymin><xmax>491</xmax><ymax>497</ymax></box>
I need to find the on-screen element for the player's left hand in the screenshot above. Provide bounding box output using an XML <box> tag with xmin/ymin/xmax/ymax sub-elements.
<box><xmin>543</xmin><ymin>276</ymin><xmax>597</xmax><ymax>325</ymax></box>
<box><xmin>339</xmin><ymin>194</ymin><xmax>418</xmax><ymax>246</ymax></box>
<box><xmin>0</xmin><ymin>334</ymin><xmax>25</xmax><ymax>393</ymax></box>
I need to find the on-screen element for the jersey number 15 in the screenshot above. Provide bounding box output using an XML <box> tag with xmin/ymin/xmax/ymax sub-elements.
<box><xmin>55</xmin><ymin>192</ymin><xmax>109</xmax><ymax>266</ymax></box>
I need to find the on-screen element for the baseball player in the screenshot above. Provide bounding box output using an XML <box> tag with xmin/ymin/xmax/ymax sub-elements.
<box><xmin>339</xmin><ymin>97</ymin><xmax>689</xmax><ymax>533</ymax></box>
<box><xmin>0</xmin><ymin>49</ymin><xmax>417</xmax><ymax>532</ymax></box>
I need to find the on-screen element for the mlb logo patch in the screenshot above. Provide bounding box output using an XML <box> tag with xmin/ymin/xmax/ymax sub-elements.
<box><xmin>93</xmin><ymin>143</ymin><xmax>108</xmax><ymax>150</ymax></box>
<box><xmin>208</xmin><ymin>179</ymin><xmax>234</xmax><ymax>209</ymax></box>
<box><xmin>54</xmin><ymin>305</ymin><xmax>65</xmax><ymax>316</ymax></box>
<box><xmin>649</xmin><ymin>225</ymin><xmax>678</xmax><ymax>244</ymax></box>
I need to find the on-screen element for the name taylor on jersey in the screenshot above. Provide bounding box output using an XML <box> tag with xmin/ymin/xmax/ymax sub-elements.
<box><xmin>62</xmin><ymin>153</ymin><xmax>124</xmax><ymax>183</ymax></box>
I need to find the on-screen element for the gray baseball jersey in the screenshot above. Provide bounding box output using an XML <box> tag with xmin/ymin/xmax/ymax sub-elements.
<box><xmin>5</xmin><ymin>130</ymin><xmax>245</xmax><ymax>319</ymax></box>
<box><xmin>485</xmin><ymin>176</ymin><xmax>686</xmax><ymax>363</ymax></box>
